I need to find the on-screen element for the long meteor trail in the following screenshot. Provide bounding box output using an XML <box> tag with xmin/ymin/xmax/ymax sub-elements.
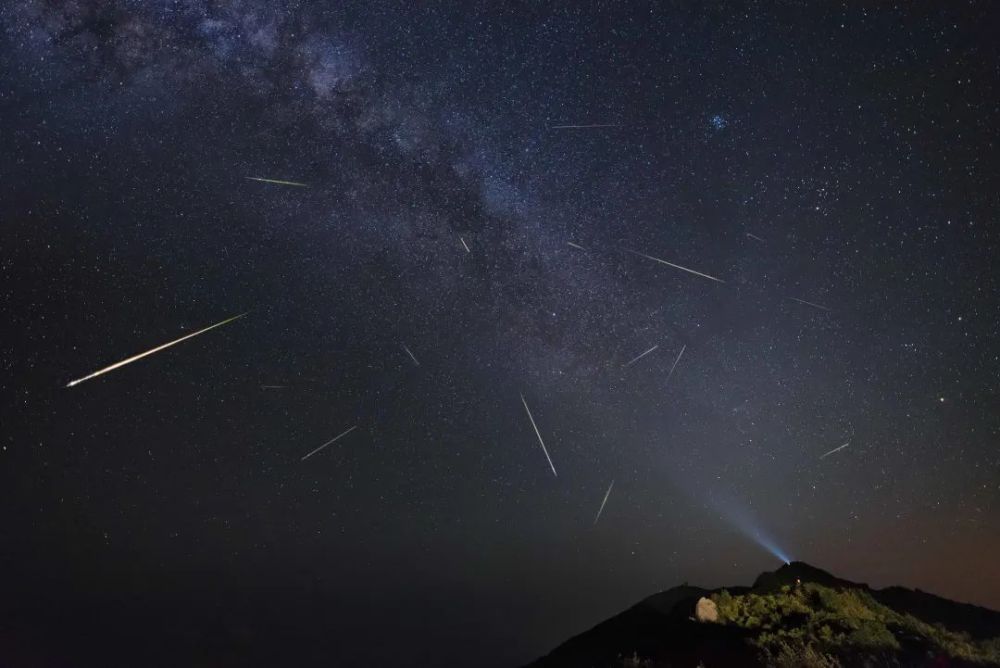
<box><xmin>788</xmin><ymin>296</ymin><xmax>831</xmax><ymax>311</ymax></box>
<box><xmin>664</xmin><ymin>344</ymin><xmax>687</xmax><ymax>385</ymax></box>
<box><xmin>246</xmin><ymin>176</ymin><xmax>309</xmax><ymax>187</ymax></box>
<box><xmin>626</xmin><ymin>250</ymin><xmax>725</xmax><ymax>283</ymax></box>
<box><xmin>65</xmin><ymin>313</ymin><xmax>247</xmax><ymax>388</ymax></box>
<box><xmin>301</xmin><ymin>425</ymin><xmax>358</xmax><ymax>461</ymax></box>
<box><xmin>819</xmin><ymin>441</ymin><xmax>850</xmax><ymax>459</ymax></box>
<box><xmin>624</xmin><ymin>344</ymin><xmax>659</xmax><ymax>368</ymax></box>
<box><xmin>520</xmin><ymin>394</ymin><xmax>557</xmax><ymax>477</ymax></box>
<box><xmin>593</xmin><ymin>479</ymin><xmax>615</xmax><ymax>525</ymax></box>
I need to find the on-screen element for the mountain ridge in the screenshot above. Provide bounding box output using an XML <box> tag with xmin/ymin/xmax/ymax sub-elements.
<box><xmin>524</xmin><ymin>562</ymin><xmax>1000</xmax><ymax>667</ymax></box>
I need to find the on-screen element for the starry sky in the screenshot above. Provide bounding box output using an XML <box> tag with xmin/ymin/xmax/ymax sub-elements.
<box><xmin>1</xmin><ymin>2</ymin><xmax>998</xmax><ymax>666</ymax></box>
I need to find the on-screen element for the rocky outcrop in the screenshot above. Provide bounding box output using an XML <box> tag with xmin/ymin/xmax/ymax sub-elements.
<box><xmin>694</xmin><ymin>597</ymin><xmax>718</xmax><ymax>623</ymax></box>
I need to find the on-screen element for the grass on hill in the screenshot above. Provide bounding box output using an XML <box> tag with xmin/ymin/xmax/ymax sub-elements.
<box><xmin>709</xmin><ymin>583</ymin><xmax>1000</xmax><ymax>666</ymax></box>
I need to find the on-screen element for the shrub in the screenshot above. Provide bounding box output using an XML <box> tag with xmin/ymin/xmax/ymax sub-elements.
<box><xmin>710</xmin><ymin>582</ymin><xmax>1000</xmax><ymax>664</ymax></box>
<box><xmin>618</xmin><ymin>651</ymin><xmax>652</xmax><ymax>667</ymax></box>
<box><xmin>846</xmin><ymin>619</ymin><xmax>899</xmax><ymax>651</ymax></box>
<box><xmin>761</xmin><ymin>639</ymin><xmax>841</xmax><ymax>668</ymax></box>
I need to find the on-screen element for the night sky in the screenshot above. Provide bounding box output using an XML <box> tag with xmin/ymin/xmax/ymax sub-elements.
<box><xmin>2</xmin><ymin>2</ymin><xmax>999</xmax><ymax>666</ymax></box>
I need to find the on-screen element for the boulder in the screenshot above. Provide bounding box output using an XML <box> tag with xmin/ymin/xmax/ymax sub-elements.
<box><xmin>694</xmin><ymin>597</ymin><xmax>718</xmax><ymax>623</ymax></box>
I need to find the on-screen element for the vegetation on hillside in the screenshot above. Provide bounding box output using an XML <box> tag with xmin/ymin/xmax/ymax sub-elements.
<box><xmin>710</xmin><ymin>583</ymin><xmax>1000</xmax><ymax>666</ymax></box>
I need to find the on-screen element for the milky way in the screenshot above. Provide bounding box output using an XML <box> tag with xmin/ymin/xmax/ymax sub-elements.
<box><xmin>1</xmin><ymin>3</ymin><xmax>998</xmax><ymax>667</ymax></box>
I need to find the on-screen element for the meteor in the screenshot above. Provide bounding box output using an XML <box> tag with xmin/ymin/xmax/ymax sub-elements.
<box><xmin>301</xmin><ymin>425</ymin><xmax>358</xmax><ymax>461</ymax></box>
<box><xmin>260</xmin><ymin>385</ymin><xmax>287</xmax><ymax>390</ymax></box>
<box><xmin>788</xmin><ymin>296</ymin><xmax>831</xmax><ymax>312</ymax></box>
<box><xmin>551</xmin><ymin>123</ymin><xmax>620</xmax><ymax>129</ymax></box>
<box><xmin>520</xmin><ymin>394</ymin><xmax>557</xmax><ymax>477</ymax></box>
<box><xmin>626</xmin><ymin>249</ymin><xmax>725</xmax><ymax>283</ymax></box>
<box><xmin>567</xmin><ymin>241</ymin><xmax>587</xmax><ymax>251</ymax></box>
<box><xmin>624</xmin><ymin>344</ymin><xmax>659</xmax><ymax>368</ymax></box>
<box><xmin>593</xmin><ymin>479</ymin><xmax>615</xmax><ymax>525</ymax></box>
<box><xmin>746</xmin><ymin>232</ymin><xmax>765</xmax><ymax>242</ymax></box>
<box><xmin>246</xmin><ymin>176</ymin><xmax>309</xmax><ymax>187</ymax></box>
<box><xmin>402</xmin><ymin>343</ymin><xmax>420</xmax><ymax>367</ymax></box>
<box><xmin>460</xmin><ymin>236</ymin><xmax>471</xmax><ymax>253</ymax></box>
<box><xmin>664</xmin><ymin>344</ymin><xmax>686</xmax><ymax>385</ymax></box>
<box><xmin>819</xmin><ymin>441</ymin><xmax>850</xmax><ymax>459</ymax></box>
<box><xmin>65</xmin><ymin>313</ymin><xmax>247</xmax><ymax>388</ymax></box>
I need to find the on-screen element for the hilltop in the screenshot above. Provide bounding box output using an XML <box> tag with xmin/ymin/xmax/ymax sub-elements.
<box><xmin>525</xmin><ymin>562</ymin><xmax>1000</xmax><ymax>667</ymax></box>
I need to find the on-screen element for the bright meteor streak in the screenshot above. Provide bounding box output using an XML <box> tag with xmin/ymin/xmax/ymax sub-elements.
<box><xmin>520</xmin><ymin>394</ymin><xmax>557</xmax><ymax>477</ymax></box>
<box><xmin>246</xmin><ymin>176</ymin><xmax>309</xmax><ymax>187</ymax></box>
<box><xmin>301</xmin><ymin>425</ymin><xmax>359</xmax><ymax>462</ymax></box>
<box><xmin>626</xmin><ymin>250</ymin><xmax>725</xmax><ymax>283</ymax></box>
<box><xmin>819</xmin><ymin>441</ymin><xmax>850</xmax><ymax>459</ymax></box>
<box><xmin>624</xmin><ymin>344</ymin><xmax>659</xmax><ymax>368</ymax></box>
<box><xmin>593</xmin><ymin>479</ymin><xmax>615</xmax><ymax>525</ymax></box>
<box><xmin>788</xmin><ymin>296</ymin><xmax>831</xmax><ymax>312</ymax></box>
<box><xmin>664</xmin><ymin>344</ymin><xmax>686</xmax><ymax>385</ymax></box>
<box><xmin>65</xmin><ymin>313</ymin><xmax>247</xmax><ymax>388</ymax></box>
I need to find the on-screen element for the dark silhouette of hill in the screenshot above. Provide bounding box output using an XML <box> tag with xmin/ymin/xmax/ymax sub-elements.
<box><xmin>875</xmin><ymin>586</ymin><xmax>1000</xmax><ymax>641</ymax></box>
<box><xmin>523</xmin><ymin>585</ymin><xmax>756</xmax><ymax>667</ymax></box>
<box><xmin>525</xmin><ymin>562</ymin><xmax>1000</xmax><ymax>668</ymax></box>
